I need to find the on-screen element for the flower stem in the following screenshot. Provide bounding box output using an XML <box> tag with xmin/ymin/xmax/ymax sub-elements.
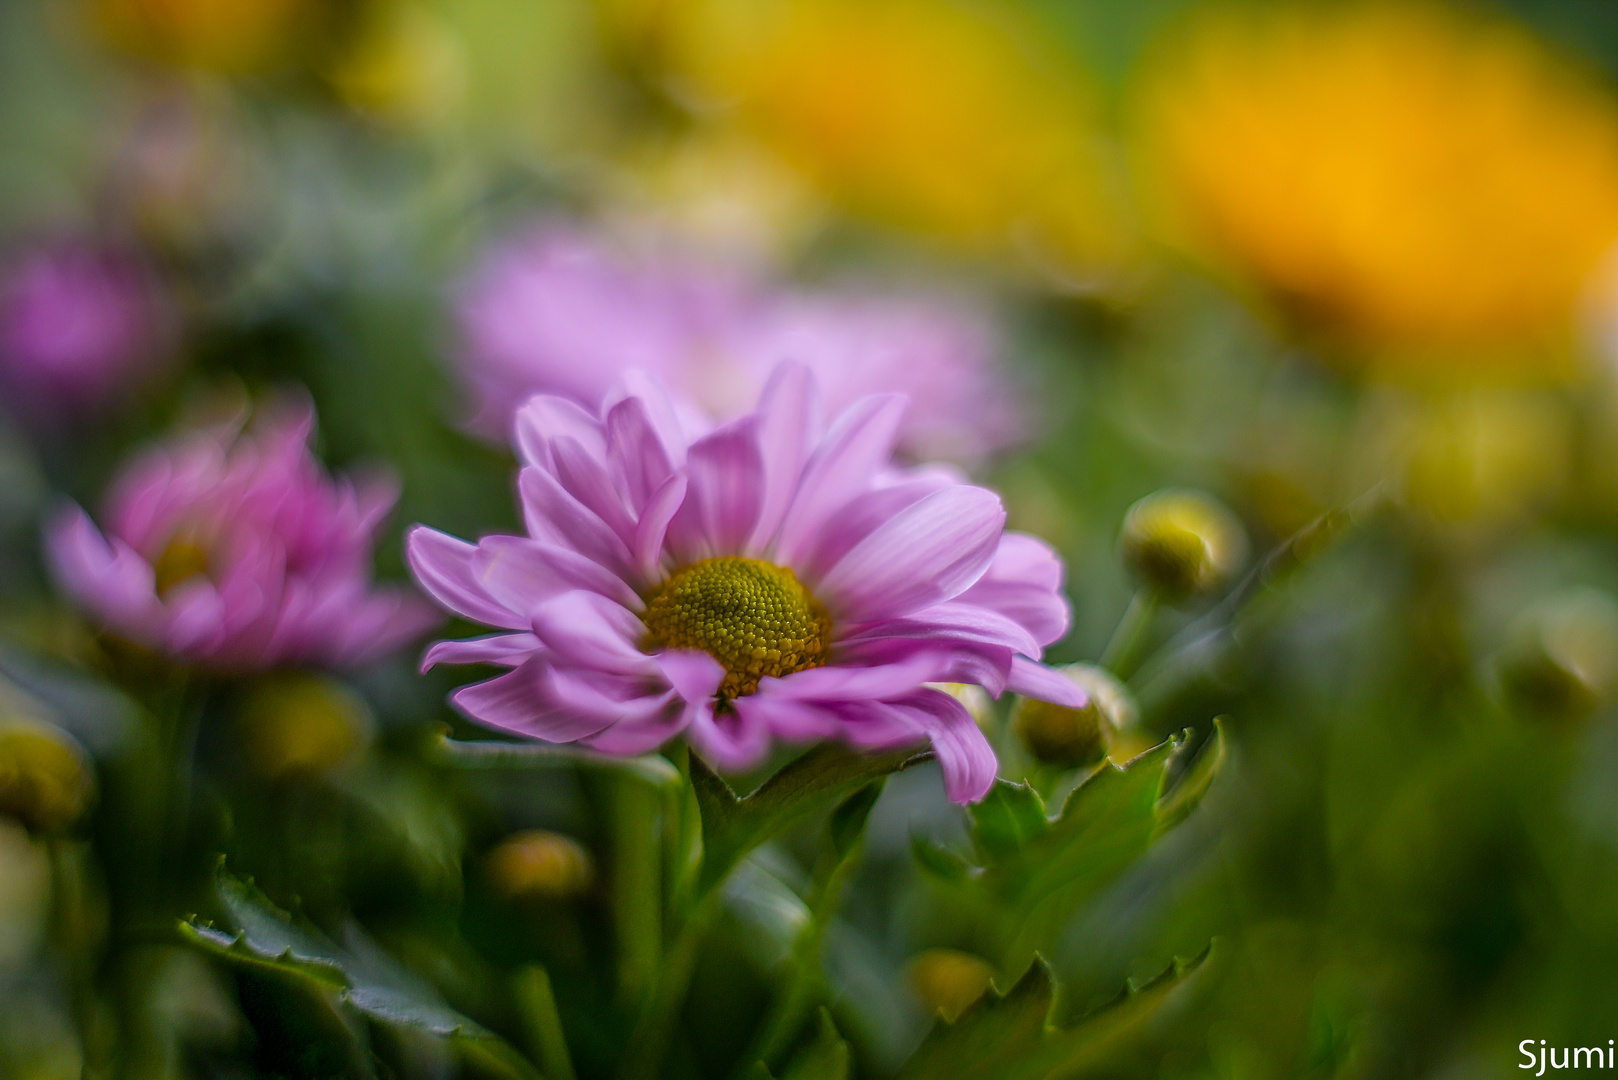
<box><xmin>617</xmin><ymin>890</ymin><xmax>723</xmax><ymax>1080</ymax></box>
<box><xmin>612</xmin><ymin>775</ymin><xmax>663</xmax><ymax>1008</ymax></box>
<box><xmin>1099</xmin><ymin>589</ymin><xmax>1160</xmax><ymax>679</ymax></box>
<box><xmin>47</xmin><ymin>837</ymin><xmax>113</xmax><ymax>1080</ymax></box>
<box><xmin>514</xmin><ymin>964</ymin><xmax>577</xmax><ymax>1080</ymax></box>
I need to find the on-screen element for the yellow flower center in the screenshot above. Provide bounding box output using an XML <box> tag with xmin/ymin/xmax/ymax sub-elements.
<box><xmin>641</xmin><ymin>556</ymin><xmax>833</xmax><ymax>705</ymax></box>
<box><xmin>153</xmin><ymin>538</ymin><xmax>212</xmax><ymax>597</ymax></box>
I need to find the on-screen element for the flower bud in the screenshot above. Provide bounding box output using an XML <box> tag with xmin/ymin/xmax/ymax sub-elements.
<box><xmin>1011</xmin><ymin>663</ymin><xmax>1139</xmax><ymax>768</ymax></box>
<box><xmin>485</xmin><ymin>831</ymin><xmax>595</xmax><ymax>902</ymax></box>
<box><xmin>907</xmin><ymin>949</ymin><xmax>996</xmax><ymax>1022</ymax></box>
<box><xmin>237</xmin><ymin>673</ymin><xmax>373</xmax><ymax>782</ymax></box>
<box><xmin>0</xmin><ymin>718</ymin><xmax>94</xmax><ymax>834</ymax></box>
<box><xmin>1495</xmin><ymin>590</ymin><xmax>1618</xmax><ymax>722</ymax></box>
<box><xmin>1118</xmin><ymin>489</ymin><xmax>1247</xmax><ymax>599</ymax></box>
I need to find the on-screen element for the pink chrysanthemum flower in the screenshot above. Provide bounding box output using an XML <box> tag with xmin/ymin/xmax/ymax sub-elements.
<box><xmin>453</xmin><ymin>223</ymin><xmax>1023</xmax><ymax>467</ymax></box>
<box><xmin>47</xmin><ymin>399</ymin><xmax>440</xmax><ymax>670</ymax></box>
<box><xmin>0</xmin><ymin>237</ymin><xmax>175</xmax><ymax>421</ymax></box>
<box><xmin>406</xmin><ymin>364</ymin><xmax>1081</xmax><ymax>803</ymax></box>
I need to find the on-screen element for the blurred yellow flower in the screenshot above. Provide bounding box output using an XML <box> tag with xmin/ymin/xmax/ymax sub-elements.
<box><xmin>624</xmin><ymin>0</ymin><xmax>1133</xmax><ymax>282</ymax></box>
<box><xmin>1137</xmin><ymin>4</ymin><xmax>1618</xmax><ymax>373</ymax></box>
<box><xmin>93</xmin><ymin>0</ymin><xmax>327</xmax><ymax>74</ymax></box>
<box><xmin>327</xmin><ymin>2</ymin><xmax>467</xmax><ymax>129</ymax></box>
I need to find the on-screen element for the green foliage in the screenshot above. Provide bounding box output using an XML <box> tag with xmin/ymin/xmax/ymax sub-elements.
<box><xmin>745</xmin><ymin>1009</ymin><xmax>851</xmax><ymax>1080</ymax></box>
<box><xmin>693</xmin><ymin>743</ymin><xmax>928</xmax><ymax>891</ymax></box>
<box><xmin>180</xmin><ymin>862</ymin><xmax>540</xmax><ymax>1080</ymax></box>
<box><xmin>919</xmin><ymin>723</ymin><xmax>1225</xmax><ymax>972</ymax></box>
<box><xmin>897</xmin><ymin>949</ymin><xmax>1215</xmax><ymax>1080</ymax></box>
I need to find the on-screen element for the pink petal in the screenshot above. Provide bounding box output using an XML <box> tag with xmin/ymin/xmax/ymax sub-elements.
<box><xmin>45</xmin><ymin>504</ymin><xmax>161</xmax><ymax>629</ymax></box>
<box><xmin>606</xmin><ymin>393</ymin><xmax>680</xmax><ymax>514</ymax></box>
<box><xmin>450</xmin><ymin>660</ymin><xmax>613</xmax><ymax>743</ymax></box>
<box><xmin>773</xmin><ymin>393</ymin><xmax>907</xmax><ymax>567</ymax></box>
<box><xmin>655</xmin><ymin>649</ymin><xmax>727</xmax><ymax>703</ymax></box>
<box><xmin>839</xmin><ymin>601</ymin><xmax>1042</xmax><ymax>658</ymax></box>
<box><xmin>664</xmin><ymin>416</ymin><xmax>766</xmax><ymax>563</ymax></box>
<box><xmin>422</xmin><ymin>632</ymin><xmax>543</xmax><ymax>671</ymax></box>
<box><xmin>405</xmin><ymin>526</ymin><xmax>526</xmax><ymax>630</ymax></box>
<box><xmin>514</xmin><ymin>394</ymin><xmax>606</xmax><ymax>469</ymax></box>
<box><xmin>903</xmin><ymin>688</ymin><xmax>998</xmax><ymax>803</ymax></box>
<box><xmin>1006</xmin><ymin>656</ymin><xmax>1088</xmax><ymax>708</ymax></box>
<box><xmin>530</xmin><ymin>590</ymin><xmax>655</xmax><ymax>676</ymax></box>
<box><xmin>472</xmin><ymin>534</ymin><xmax>641</xmax><ymax>613</ymax></box>
<box><xmin>816</xmin><ymin>485</ymin><xmax>1005</xmax><ymax>621</ymax></box>
<box><xmin>747</xmin><ymin>362</ymin><xmax>817</xmax><ymax>554</ymax></box>
<box><xmin>634</xmin><ymin>471</ymin><xmax>688</xmax><ymax>584</ymax></box>
<box><xmin>518</xmin><ymin>467</ymin><xmax>635</xmax><ymax>579</ymax></box>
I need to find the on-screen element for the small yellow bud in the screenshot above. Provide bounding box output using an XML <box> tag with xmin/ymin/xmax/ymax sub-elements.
<box><xmin>485</xmin><ymin>831</ymin><xmax>595</xmax><ymax>903</ymax></box>
<box><xmin>0</xmin><ymin>719</ymin><xmax>94</xmax><ymax>834</ymax></box>
<box><xmin>237</xmin><ymin>673</ymin><xmax>373</xmax><ymax>782</ymax></box>
<box><xmin>1496</xmin><ymin>590</ymin><xmax>1618</xmax><ymax>722</ymax></box>
<box><xmin>1011</xmin><ymin>664</ymin><xmax>1138</xmax><ymax>768</ymax></box>
<box><xmin>1118</xmin><ymin>490</ymin><xmax>1247</xmax><ymax>599</ymax></box>
<box><xmin>907</xmin><ymin>949</ymin><xmax>996</xmax><ymax>1022</ymax></box>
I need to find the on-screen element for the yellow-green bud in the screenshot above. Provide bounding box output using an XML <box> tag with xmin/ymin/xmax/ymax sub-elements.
<box><xmin>0</xmin><ymin>719</ymin><xmax>94</xmax><ymax>834</ymax></box>
<box><xmin>485</xmin><ymin>831</ymin><xmax>595</xmax><ymax>902</ymax></box>
<box><xmin>1119</xmin><ymin>489</ymin><xmax>1247</xmax><ymax>599</ymax></box>
<box><xmin>907</xmin><ymin>949</ymin><xmax>996</xmax><ymax>1022</ymax></box>
<box><xmin>237</xmin><ymin>673</ymin><xmax>373</xmax><ymax>782</ymax></box>
<box><xmin>1495</xmin><ymin>590</ymin><xmax>1618</xmax><ymax>722</ymax></box>
<box><xmin>1011</xmin><ymin>663</ymin><xmax>1138</xmax><ymax>768</ymax></box>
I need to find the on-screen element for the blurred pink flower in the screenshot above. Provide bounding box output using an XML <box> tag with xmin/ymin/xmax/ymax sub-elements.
<box><xmin>47</xmin><ymin>399</ymin><xmax>440</xmax><ymax>670</ymax></box>
<box><xmin>0</xmin><ymin>238</ymin><xmax>175</xmax><ymax>420</ymax></box>
<box><xmin>407</xmin><ymin>363</ymin><xmax>1079</xmax><ymax>804</ymax></box>
<box><xmin>452</xmin><ymin>223</ymin><xmax>1023</xmax><ymax>466</ymax></box>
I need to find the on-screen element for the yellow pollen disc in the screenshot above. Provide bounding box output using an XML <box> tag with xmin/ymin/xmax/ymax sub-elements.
<box><xmin>642</xmin><ymin>556</ymin><xmax>833</xmax><ymax>704</ymax></box>
<box><xmin>153</xmin><ymin>539</ymin><xmax>211</xmax><ymax>597</ymax></box>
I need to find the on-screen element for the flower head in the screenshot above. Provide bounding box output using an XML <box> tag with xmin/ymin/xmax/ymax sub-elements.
<box><xmin>454</xmin><ymin>223</ymin><xmax>1022</xmax><ymax>466</ymax></box>
<box><xmin>407</xmin><ymin>365</ymin><xmax>1083</xmax><ymax>803</ymax></box>
<box><xmin>1136</xmin><ymin>3</ymin><xmax>1618</xmax><ymax>370</ymax></box>
<box><xmin>48</xmin><ymin>399</ymin><xmax>439</xmax><ymax>671</ymax></box>
<box><xmin>0</xmin><ymin>238</ymin><xmax>174</xmax><ymax>421</ymax></box>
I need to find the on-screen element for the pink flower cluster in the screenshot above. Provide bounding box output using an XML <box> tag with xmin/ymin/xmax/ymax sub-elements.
<box><xmin>48</xmin><ymin>400</ymin><xmax>439</xmax><ymax>670</ymax></box>
<box><xmin>0</xmin><ymin>237</ymin><xmax>174</xmax><ymax>421</ymax></box>
<box><xmin>453</xmin><ymin>224</ymin><xmax>1024</xmax><ymax>467</ymax></box>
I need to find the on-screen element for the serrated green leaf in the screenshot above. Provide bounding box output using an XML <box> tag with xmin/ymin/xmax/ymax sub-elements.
<box><xmin>781</xmin><ymin>1009</ymin><xmax>850</xmax><ymax>1080</ymax></box>
<box><xmin>970</xmin><ymin>780</ymin><xmax>1049</xmax><ymax>861</ymax></box>
<box><xmin>1154</xmin><ymin>719</ymin><xmax>1227</xmax><ymax>835</ymax></box>
<box><xmin>182</xmin><ymin>863</ymin><xmax>541</xmax><ymax>1080</ymax></box>
<box><xmin>694</xmin><ymin>743</ymin><xmax>928</xmax><ymax>891</ymax></box>
<box><xmin>897</xmin><ymin>946</ymin><xmax>1215</xmax><ymax>1080</ymax></box>
<box><xmin>926</xmin><ymin>727</ymin><xmax>1224</xmax><ymax>974</ymax></box>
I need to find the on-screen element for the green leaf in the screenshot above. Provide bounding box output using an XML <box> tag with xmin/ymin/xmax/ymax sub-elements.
<box><xmin>910</xmin><ymin>834</ymin><xmax>978</xmax><ymax>884</ymax></box>
<box><xmin>427</xmin><ymin>728</ymin><xmax>680</xmax><ymax>788</ymax></box>
<box><xmin>896</xmin><ymin>947</ymin><xmax>1216</xmax><ymax>1080</ymax></box>
<box><xmin>828</xmin><ymin>781</ymin><xmax>885</xmax><ymax>860</ymax></box>
<box><xmin>694</xmin><ymin>743</ymin><xmax>928</xmax><ymax>891</ymax></box>
<box><xmin>921</xmin><ymin>726</ymin><xmax>1224</xmax><ymax>974</ymax></box>
<box><xmin>181</xmin><ymin>862</ymin><xmax>540</xmax><ymax>1080</ymax></box>
<box><xmin>970</xmin><ymin>780</ymin><xmax>1049</xmax><ymax>861</ymax></box>
<box><xmin>781</xmin><ymin>1009</ymin><xmax>850</xmax><ymax>1080</ymax></box>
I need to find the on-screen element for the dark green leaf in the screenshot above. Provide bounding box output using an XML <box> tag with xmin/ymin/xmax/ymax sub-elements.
<box><xmin>781</xmin><ymin>1009</ymin><xmax>850</xmax><ymax>1080</ymax></box>
<box><xmin>970</xmin><ymin>780</ymin><xmax>1049</xmax><ymax>861</ymax></box>
<box><xmin>897</xmin><ymin>947</ymin><xmax>1215</xmax><ymax>1080</ymax></box>
<box><xmin>910</xmin><ymin>834</ymin><xmax>978</xmax><ymax>884</ymax></box>
<box><xmin>828</xmin><ymin>781</ymin><xmax>885</xmax><ymax>860</ymax></box>
<box><xmin>694</xmin><ymin>743</ymin><xmax>928</xmax><ymax>891</ymax></box>
<box><xmin>181</xmin><ymin>862</ymin><xmax>541</xmax><ymax>1080</ymax></box>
